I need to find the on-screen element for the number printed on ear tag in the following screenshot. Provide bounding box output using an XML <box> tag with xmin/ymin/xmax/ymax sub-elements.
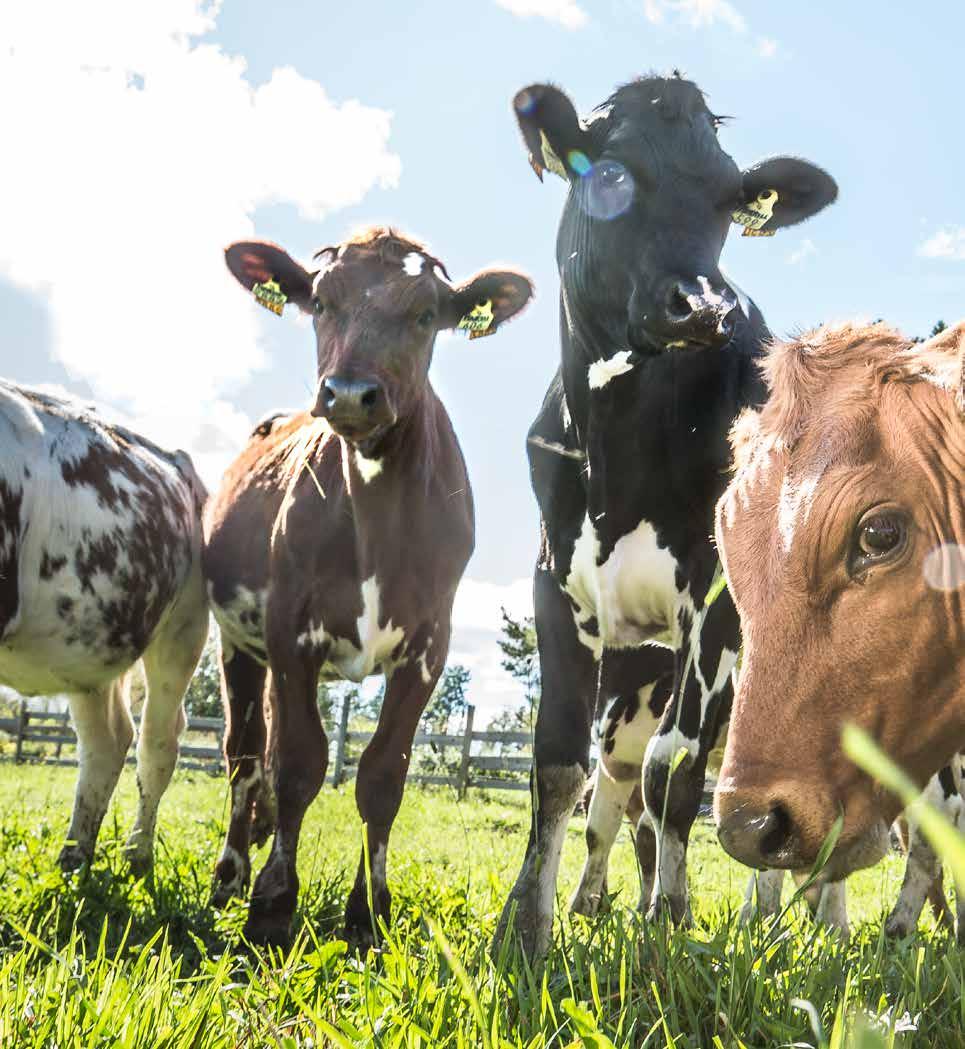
<box><xmin>457</xmin><ymin>299</ymin><xmax>495</xmax><ymax>340</ymax></box>
<box><xmin>732</xmin><ymin>189</ymin><xmax>778</xmax><ymax>237</ymax></box>
<box><xmin>252</xmin><ymin>278</ymin><xmax>287</xmax><ymax>315</ymax></box>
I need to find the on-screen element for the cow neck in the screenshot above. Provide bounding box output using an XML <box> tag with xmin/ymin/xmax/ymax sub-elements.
<box><xmin>339</xmin><ymin>386</ymin><xmax>465</xmax><ymax>579</ymax></box>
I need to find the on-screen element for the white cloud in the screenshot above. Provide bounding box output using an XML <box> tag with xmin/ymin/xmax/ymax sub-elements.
<box><xmin>449</xmin><ymin>576</ymin><xmax>534</xmax><ymax>720</ymax></box>
<box><xmin>918</xmin><ymin>227</ymin><xmax>965</xmax><ymax>260</ymax></box>
<box><xmin>644</xmin><ymin>0</ymin><xmax>746</xmax><ymax>33</ymax></box>
<box><xmin>494</xmin><ymin>0</ymin><xmax>588</xmax><ymax>30</ymax></box>
<box><xmin>0</xmin><ymin>0</ymin><xmax>401</xmax><ymax>486</ymax></box>
<box><xmin>787</xmin><ymin>238</ymin><xmax>817</xmax><ymax>265</ymax></box>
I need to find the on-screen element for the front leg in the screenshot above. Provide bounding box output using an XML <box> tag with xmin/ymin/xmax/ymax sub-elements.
<box><xmin>493</xmin><ymin>568</ymin><xmax>597</xmax><ymax>960</ymax></box>
<box><xmin>343</xmin><ymin>632</ymin><xmax>444</xmax><ymax>950</ymax></box>
<box><xmin>642</xmin><ymin>592</ymin><xmax>739</xmax><ymax>923</ymax></box>
<box><xmin>244</xmin><ymin>611</ymin><xmax>327</xmax><ymax>949</ymax></box>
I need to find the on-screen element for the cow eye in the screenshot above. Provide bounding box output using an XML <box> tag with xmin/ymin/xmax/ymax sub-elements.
<box><xmin>313</xmin><ymin>299</ymin><xmax>325</xmax><ymax>316</ymax></box>
<box><xmin>851</xmin><ymin>509</ymin><xmax>908</xmax><ymax>573</ymax></box>
<box><xmin>416</xmin><ymin>309</ymin><xmax>435</xmax><ymax>328</ymax></box>
<box><xmin>581</xmin><ymin>160</ymin><xmax>635</xmax><ymax>221</ymax></box>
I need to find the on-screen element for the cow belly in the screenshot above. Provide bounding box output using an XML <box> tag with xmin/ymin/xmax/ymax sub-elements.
<box><xmin>567</xmin><ymin>516</ymin><xmax>678</xmax><ymax>651</ymax></box>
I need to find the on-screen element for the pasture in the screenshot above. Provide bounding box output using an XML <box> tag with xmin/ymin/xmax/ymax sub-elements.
<box><xmin>0</xmin><ymin>762</ymin><xmax>960</xmax><ymax>1048</ymax></box>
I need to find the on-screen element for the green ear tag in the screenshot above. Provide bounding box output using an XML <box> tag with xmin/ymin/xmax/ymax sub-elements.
<box><xmin>252</xmin><ymin>278</ymin><xmax>287</xmax><ymax>315</ymax></box>
<box><xmin>732</xmin><ymin>189</ymin><xmax>778</xmax><ymax>237</ymax></box>
<box><xmin>457</xmin><ymin>299</ymin><xmax>495</xmax><ymax>340</ymax></box>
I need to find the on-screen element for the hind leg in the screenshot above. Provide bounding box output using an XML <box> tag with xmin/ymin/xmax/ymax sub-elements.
<box><xmin>739</xmin><ymin>870</ymin><xmax>785</xmax><ymax>925</ymax></box>
<box><xmin>61</xmin><ymin>678</ymin><xmax>135</xmax><ymax>870</ymax></box>
<box><xmin>211</xmin><ymin>647</ymin><xmax>269</xmax><ymax>904</ymax></box>
<box><xmin>125</xmin><ymin>580</ymin><xmax>208</xmax><ymax>876</ymax></box>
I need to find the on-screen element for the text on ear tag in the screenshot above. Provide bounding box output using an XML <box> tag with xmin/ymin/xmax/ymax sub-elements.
<box><xmin>539</xmin><ymin>131</ymin><xmax>569</xmax><ymax>180</ymax></box>
<box><xmin>252</xmin><ymin>278</ymin><xmax>287</xmax><ymax>315</ymax></box>
<box><xmin>732</xmin><ymin>189</ymin><xmax>778</xmax><ymax>237</ymax></box>
<box><xmin>457</xmin><ymin>299</ymin><xmax>495</xmax><ymax>340</ymax></box>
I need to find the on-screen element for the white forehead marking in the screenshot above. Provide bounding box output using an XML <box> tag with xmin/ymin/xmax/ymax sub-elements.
<box><xmin>777</xmin><ymin>471</ymin><xmax>822</xmax><ymax>553</ymax></box>
<box><xmin>354</xmin><ymin>451</ymin><xmax>383</xmax><ymax>483</ymax></box>
<box><xmin>403</xmin><ymin>252</ymin><xmax>424</xmax><ymax>276</ymax></box>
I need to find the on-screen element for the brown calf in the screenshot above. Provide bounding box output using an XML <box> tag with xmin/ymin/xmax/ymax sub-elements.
<box><xmin>204</xmin><ymin>227</ymin><xmax>532</xmax><ymax>947</ymax></box>
<box><xmin>714</xmin><ymin>321</ymin><xmax>965</xmax><ymax>881</ymax></box>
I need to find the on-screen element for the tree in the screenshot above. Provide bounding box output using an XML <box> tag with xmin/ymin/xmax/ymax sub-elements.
<box><xmin>421</xmin><ymin>664</ymin><xmax>471</xmax><ymax>733</ymax></box>
<box><xmin>912</xmin><ymin>320</ymin><xmax>946</xmax><ymax>344</ymax></box>
<box><xmin>497</xmin><ymin>607</ymin><xmax>539</xmax><ymax>729</ymax></box>
<box><xmin>183</xmin><ymin>625</ymin><xmax>223</xmax><ymax>718</ymax></box>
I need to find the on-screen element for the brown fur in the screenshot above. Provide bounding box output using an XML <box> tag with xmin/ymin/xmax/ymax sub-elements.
<box><xmin>715</xmin><ymin>321</ymin><xmax>965</xmax><ymax>878</ymax></box>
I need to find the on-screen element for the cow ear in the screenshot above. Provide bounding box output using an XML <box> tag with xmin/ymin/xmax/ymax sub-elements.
<box><xmin>224</xmin><ymin>240</ymin><xmax>315</xmax><ymax>314</ymax></box>
<box><xmin>734</xmin><ymin>158</ymin><xmax>838</xmax><ymax>236</ymax></box>
<box><xmin>445</xmin><ymin>270</ymin><xmax>534</xmax><ymax>339</ymax></box>
<box><xmin>917</xmin><ymin>322</ymin><xmax>965</xmax><ymax>415</ymax></box>
<box><xmin>513</xmin><ymin>83</ymin><xmax>597</xmax><ymax>182</ymax></box>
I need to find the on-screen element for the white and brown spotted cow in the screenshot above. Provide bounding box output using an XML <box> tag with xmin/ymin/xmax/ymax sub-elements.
<box><xmin>0</xmin><ymin>383</ymin><xmax>208</xmax><ymax>872</ymax></box>
<box><xmin>715</xmin><ymin>321</ymin><xmax>965</xmax><ymax>888</ymax></box>
<box><xmin>204</xmin><ymin>227</ymin><xmax>532</xmax><ymax>948</ymax></box>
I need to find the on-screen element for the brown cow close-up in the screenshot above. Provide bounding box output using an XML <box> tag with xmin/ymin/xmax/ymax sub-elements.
<box><xmin>714</xmin><ymin>321</ymin><xmax>965</xmax><ymax>882</ymax></box>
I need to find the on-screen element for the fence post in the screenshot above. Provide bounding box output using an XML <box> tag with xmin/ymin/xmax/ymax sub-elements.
<box><xmin>457</xmin><ymin>704</ymin><xmax>475</xmax><ymax>800</ymax></box>
<box><xmin>332</xmin><ymin>693</ymin><xmax>351</xmax><ymax>786</ymax></box>
<box><xmin>14</xmin><ymin>699</ymin><xmax>27</xmax><ymax>764</ymax></box>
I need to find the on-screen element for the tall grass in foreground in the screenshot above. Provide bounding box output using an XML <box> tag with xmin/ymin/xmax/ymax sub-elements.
<box><xmin>0</xmin><ymin>764</ymin><xmax>961</xmax><ymax>1048</ymax></box>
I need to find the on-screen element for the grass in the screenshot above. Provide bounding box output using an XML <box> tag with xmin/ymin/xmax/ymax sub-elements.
<box><xmin>0</xmin><ymin>764</ymin><xmax>962</xmax><ymax>1047</ymax></box>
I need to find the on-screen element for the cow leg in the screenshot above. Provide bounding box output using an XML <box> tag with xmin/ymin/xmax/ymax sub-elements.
<box><xmin>812</xmin><ymin>881</ymin><xmax>849</xmax><ymax>937</ymax></box>
<box><xmin>244</xmin><ymin>634</ymin><xmax>326</xmax><ymax>949</ymax></box>
<box><xmin>739</xmin><ymin>869</ymin><xmax>785</xmax><ymax>924</ymax></box>
<box><xmin>124</xmin><ymin>580</ymin><xmax>207</xmax><ymax>877</ymax></box>
<box><xmin>633</xmin><ymin>810</ymin><xmax>657</xmax><ymax>912</ymax></box>
<box><xmin>885</xmin><ymin>770</ymin><xmax>953</xmax><ymax>938</ymax></box>
<box><xmin>60</xmin><ymin>677</ymin><xmax>135</xmax><ymax>871</ymax></box>
<box><xmin>211</xmin><ymin>647</ymin><xmax>269</xmax><ymax>905</ymax></box>
<box><xmin>494</xmin><ymin>568</ymin><xmax>596</xmax><ymax>960</ymax></box>
<box><xmin>251</xmin><ymin>677</ymin><xmax>278</xmax><ymax>849</ymax></box>
<box><xmin>571</xmin><ymin>652</ymin><xmax>668</xmax><ymax>917</ymax></box>
<box><xmin>642</xmin><ymin>586</ymin><xmax>738</xmax><ymax>923</ymax></box>
<box><xmin>344</xmin><ymin>657</ymin><xmax>440</xmax><ymax>950</ymax></box>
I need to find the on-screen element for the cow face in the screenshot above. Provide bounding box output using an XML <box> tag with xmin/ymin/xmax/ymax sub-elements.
<box><xmin>713</xmin><ymin>323</ymin><xmax>965</xmax><ymax>880</ymax></box>
<box><xmin>514</xmin><ymin>77</ymin><xmax>837</xmax><ymax>353</ymax></box>
<box><xmin>225</xmin><ymin>232</ymin><xmax>532</xmax><ymax>454</ymax></box>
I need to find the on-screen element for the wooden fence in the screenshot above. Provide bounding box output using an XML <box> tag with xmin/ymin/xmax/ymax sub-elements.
<box><xmin>0</xmin><ymin>701</ymin><xmax>533</xmax><ymax>796</ymax></box>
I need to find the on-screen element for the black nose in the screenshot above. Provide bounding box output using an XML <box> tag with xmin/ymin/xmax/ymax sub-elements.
<box><xmin>661</xmin><ymin>278</ymin><xmax>738</xmax><ymax>348</ymax></box>
<box><xmin>717</xmin><ymin>801</ymin><xmax>795</xmax><ymax>868</ymax></box>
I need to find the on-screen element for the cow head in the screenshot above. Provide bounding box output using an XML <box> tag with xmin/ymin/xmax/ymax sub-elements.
<box><xmin>513</xmin><ymin>76</ymin><xmax>837</xmax><ymax>355</ymax></box>
<box><xmin>714</xmin><ymin>322</ymin><xmax>965</xmax><ymax>880</ymax></box>
<box><xmin>225</xmin><ymin>229</ymin><xmax>533</xmax><ymax>454</ymax></box>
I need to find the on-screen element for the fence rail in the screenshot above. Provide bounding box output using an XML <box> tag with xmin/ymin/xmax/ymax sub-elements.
<box><xmin>0</xmin><ymin>702</ymin><xmax>534</xmax><ymax>794</ymax></box>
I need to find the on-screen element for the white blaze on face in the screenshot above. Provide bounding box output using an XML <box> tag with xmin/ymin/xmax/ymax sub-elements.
<box><xmin>402</xmin><ymin>252</ymin><xmax>424</xmax><ymax>276</ymax></box>
<box><xmin>777</xmin><ymin>471</ymin><xmax>822</xmax><ymax>554</ymax></box>
<box><xmin>587</xmin><ymin>350</ymin><xmax>635</xmax><ymax>390</ymax></box>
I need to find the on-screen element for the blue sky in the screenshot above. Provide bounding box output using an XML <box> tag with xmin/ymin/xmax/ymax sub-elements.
<box><xmin>2</xmin><ymin>1</ymin><xmax>963</xmax><ymax>716</ymax></box>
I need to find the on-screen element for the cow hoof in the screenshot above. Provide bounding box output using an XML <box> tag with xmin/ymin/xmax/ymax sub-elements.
<box><xmin>125</xmin><ymin>849</ymin><xmax>154</xmax><ymax>880</ymax></box>
<box><xmin>244</xmin><ymin>886</ymin><xmax>296</xmax><ymax>951</ymax></box>
<box><xmin>646</xmin><ymin>894</ymin><xmax>690</xmax><ymax>926</ymax></box>
<box><xmin>569</xmin><ymin>889</ymin><xmax>601</xmax><ymax>918</ymax></box>
<box><xmin>343</xmin><ymin>919</ymin><xmax>379</xmax><ymax>954</ymax></box>
<box><xmin>884</xmin><ymin>914</ymin><xmax>913</xmax><ymax>939</ymax></box>
<box><xmin>58</xmin><ymin>844</ymin><xmax>91</xmax><ymax>874</ymax></box>
<box><xmin>211</xmin><ymin>851</ymin><xmax>249</xmax><ymax>906</ymax></box>
<box><xmin>493</xmin><ymin>889</ymin><xmax>551</xmax><ymax>962</ymax></box>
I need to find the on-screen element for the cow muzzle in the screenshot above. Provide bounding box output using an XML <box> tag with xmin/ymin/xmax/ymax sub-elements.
<box><xmin>638</xmin><ymin>276</ymin><xmax>738</xmax><ymax>351</ymax></box>
<box><xmin>312</xmin><ymin>375</ymin><xmax>396</xmax><ymax>450</ymax></box>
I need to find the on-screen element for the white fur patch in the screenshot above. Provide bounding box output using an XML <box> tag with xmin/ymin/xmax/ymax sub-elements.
<box><xmin>402</xmin><ymin>253</ymin><xmax>424</xmax><ymax>276</ymax></box>
<box><xmin>297</xmin><ymin>576</ymin><xmax>405</xmax><ymax>683</ymax></box>
<box><xmin>777</xmin><ymin>471</ymin><xmax>822</xmax><ymax>553</ymax></box>
<box><xmin>354</xmin><ymin>451</ymin><xmax>383</xmax><ymax>483</ymax></box>
<box><xmin>587</xmin><ymin>350</ymin><xmax>635</xmax><ymax>390</ymax></box>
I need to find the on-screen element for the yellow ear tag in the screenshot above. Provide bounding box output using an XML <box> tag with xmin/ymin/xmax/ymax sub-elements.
<box><xmin>252</xmin><ymin>278</ymin><xmax>287</xmax><ymax>316</ymax></box>
<box><xmin>457</xmin><ymin>299</ymin><xmax>496</xmax><ymax>340</ymax></box>
<box><xmin>732</xmin><ymin>189</ymin><xmax>778</xmax><ymax>237</ymax></box>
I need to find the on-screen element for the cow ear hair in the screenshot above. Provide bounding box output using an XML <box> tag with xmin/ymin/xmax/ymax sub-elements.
<box><xmin>736</xmin><ymin>158</ymin><xmax>838</xmax><ymax>234</ymax></box>
<box><xmin>513</xmin><ymin>83</ymin><xmax>597</xmax><ymax>182</ymax></box>
<box><xmin>224</xmin><ymin>240</ymin><xmax>315</xmax><ymax>314</ymax></box>
<box><xmin>917</xmin><ymin>321</ymin><xmax>965</xmax><ymax>414</ymax></box>
<box><xmin>444</xmin><ymin>269</ymin><xmax>534</xmax><ymax>337</ymax></box>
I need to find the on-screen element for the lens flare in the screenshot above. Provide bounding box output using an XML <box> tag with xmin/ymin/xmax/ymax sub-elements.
<box><xmin>515</xmin><ymin>89</ymin><xmax>536</xmax><ymax>115</ymax></box>
<box><xmin>576</xmin><ymin>159</ymin><xmax>634</xmax><ymax>221</ymax></box>
<box><xmin>923</xmin><ymin>543</ymin><xmax>965</xmax><ymax>592</ymax></box>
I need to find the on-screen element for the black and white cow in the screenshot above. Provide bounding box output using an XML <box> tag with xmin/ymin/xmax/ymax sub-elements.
<box><xmin>494</xmin><ymin>74</ymin><xmax>837</xmax><ymax>958</ymax></box>
<box><xmin>0</xmin><ymin>382</ymin><xmax>208</xmax><ymax>872</ymax></box>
